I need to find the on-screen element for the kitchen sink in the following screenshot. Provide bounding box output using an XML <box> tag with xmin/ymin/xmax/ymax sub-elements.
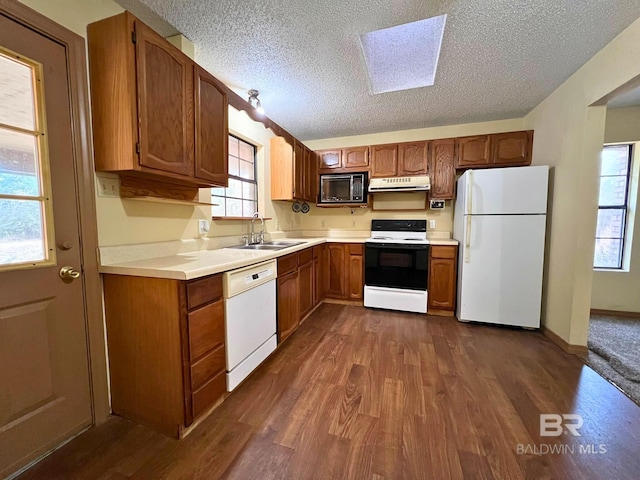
<box><xmin>226</xmin><ymin>241</ymin><xmax>306</xmax><ymax>251</ymax></box>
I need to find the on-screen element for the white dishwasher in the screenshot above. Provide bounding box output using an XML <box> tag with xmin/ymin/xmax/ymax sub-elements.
<box><xmin>223</xmin><ymin>259</ymin><xmax>277</xmax><ymax>391</ymax></box>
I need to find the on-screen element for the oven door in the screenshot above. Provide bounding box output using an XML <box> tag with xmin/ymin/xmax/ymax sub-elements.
<box><xmin>365</xmin><ymin>242</ymin><xmax>429</xmax><ymax>291</ymax></box>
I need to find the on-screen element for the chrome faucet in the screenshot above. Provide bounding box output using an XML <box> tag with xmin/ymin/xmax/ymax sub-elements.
<box><xmin>250</xmin><ymin>212</ymin><xmax>265</xmax><ymax>244</ymax></box>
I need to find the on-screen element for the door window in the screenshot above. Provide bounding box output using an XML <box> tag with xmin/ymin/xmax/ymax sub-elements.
<box><xmin>0</xmin><ymin>49</ymin><xmax>55</xmax><ymax>270</ymax></box>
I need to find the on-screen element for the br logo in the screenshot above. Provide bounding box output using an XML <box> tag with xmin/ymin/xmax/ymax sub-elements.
<box><xmin>540</xmin><ymin>414</ymin><xmax>584</xmax><ymax>437</ymax></box>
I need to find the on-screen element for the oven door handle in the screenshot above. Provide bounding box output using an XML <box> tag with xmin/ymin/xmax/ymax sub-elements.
<box><xmin>365</xmin><ymin>243</ymin><xmax>429</xmax><ymax>250</ymax></box>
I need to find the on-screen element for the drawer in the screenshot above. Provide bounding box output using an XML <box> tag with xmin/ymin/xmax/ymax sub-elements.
<box><xmin>430</xmin><ymin>245</ymin><xmax>457</xmax><ymax>259</ymax></box>
<box><xmin>190</xmin><ymin>345</ymin><xmax>225</xmax><ymax>390</ymax></box>
<box><xmin>188</xmin><ymin>300</ymin><xmax>224</xmax><ymax>361</ymax></box>
<box><xmin>348</xmin><ymin>243</ymin><xmax>363</xmax><ymax>255</ymax></box>
<box><xmin>278</xmin><ymin>252</ymin><xmax>298</xmax><ymax>276</ymax></box>
<box><xmin>298</xmin><ymin>247</ymin><xmax>313</xmax><ymax>266</ymax></box>
<box><xmin>186</xmin><ymin>274</ymin><xmax>223</xmax><ymax>311</ymax></box>
<box><xmin>191</xmin><ymin>371</ymin><xmax>226</xmax><ymax>419</ymax></box>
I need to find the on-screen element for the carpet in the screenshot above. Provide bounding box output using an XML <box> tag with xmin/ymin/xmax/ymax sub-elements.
<box><xmin>586</xmin><ymin>314</ymin><xmax>640</xmax><ymax>406</ymax></box>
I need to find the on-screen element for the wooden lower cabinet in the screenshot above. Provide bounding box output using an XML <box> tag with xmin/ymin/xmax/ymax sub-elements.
<box><xmin>326</xmin><ymin>243</ymin><xmax>364</xmax><ymax>301</ymax></box>
<box><xmin>276</xmin><ymin>269</ymin><xmax>299</xmax><ymax>343</ymax></box>
<box><xmin>312</xmin><ymin>245</ymin><xmax>327</xmax><ymax>307</ymax></box>
<box><xmin>102</xmin><ymin>273</ymin><xmax>226</xmax><ymax>437</ymax></box>
<box><xmin>427</xmin><ymin>245</ymin><xmax>458</xmax><ymax>315</ymax></box>
<box><xmin>298</xmin><ymin>257</ymin><xmax>314</xmax><ymax>319</ymax></box>
<box><xmin>348</xmin><ymin>244</ymin><xmax>364</xmax><ymax>300</ymax></box>
<box><xmin>327</xmin><ymin>243</ymin><xmax>347</xmax><ymax>298</ymax></box>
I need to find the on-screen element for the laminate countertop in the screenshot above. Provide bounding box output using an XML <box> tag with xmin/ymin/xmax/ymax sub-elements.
<box><xmin>98</xmin><ymin>236</ymin><xmax>458</xmax><ymax>280</ymax></box>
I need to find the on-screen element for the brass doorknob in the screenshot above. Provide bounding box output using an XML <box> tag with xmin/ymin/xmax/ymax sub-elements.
<box><xmin>59</xmin><ymin>266</ymin><xmax>81</xmax><ymax>279</ymax></box>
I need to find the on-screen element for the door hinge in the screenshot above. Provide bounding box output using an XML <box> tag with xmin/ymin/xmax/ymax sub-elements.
<box><xmin>131</xmin><ymin>30</ymin><xmax>137</xmax><ymax>44</ymax></box>
<box><xmin>135</xmin><ymin>142</ymin><xmax>140</xmax><ymax>154</ymax></box>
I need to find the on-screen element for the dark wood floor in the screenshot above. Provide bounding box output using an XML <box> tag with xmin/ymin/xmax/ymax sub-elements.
<box><xmin>18</xmin><ymin>304</ymin><xmax>640</xmax><ymax>480</ymax></box>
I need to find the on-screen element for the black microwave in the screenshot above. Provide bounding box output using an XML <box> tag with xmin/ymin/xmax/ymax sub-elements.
<box><xmin>318</xmin><ymin>172</ymin><xmax>368</xmax><ymax>204</ymax></box>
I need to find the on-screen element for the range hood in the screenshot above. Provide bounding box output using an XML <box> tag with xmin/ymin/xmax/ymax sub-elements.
<box><xmin>368</xmin><ymin>175</ymin><xmax>430</xmax><ymax>193</ymax></box>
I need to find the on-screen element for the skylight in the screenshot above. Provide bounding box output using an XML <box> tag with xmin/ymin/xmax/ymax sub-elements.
<box><xmin>360</xmin><ymin>15</ymin><xmax>447</xmax><ymax>94</ymax></box>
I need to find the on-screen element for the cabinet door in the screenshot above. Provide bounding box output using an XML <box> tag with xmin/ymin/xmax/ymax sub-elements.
<box><xmin>370</xmin><ymin>144</ymin><xmax>398</xmax><ymax>178</ymax></box>
<box><xmin>318</xmin><ymin>150</ymin><xmax>341</xmax><ymax>170</ymax></box>
<box><xmin>294</xmin><ymin>141</ymin><xmax>305</xmax><ymax>200</ymax></box>
<box><xmin>309</xmin><ymin>151</ymin><xmax>319</xmax><ymax>203</ymax></box>
<box><xmin>299</xmin><ymin>260</ymin><xmax>314</xmax><ymax>318</ymax></box>
<box><xmin>277</xmin><ymin>270</ymin><xmax>299</xmax><ymax>343</ymax></box>
<box><xmin>270</xmin><ymin>137</ymin><xmax>294</xmax><ymax>201</ymax></box>
<box><xmin>135</xmin><ymin>21</ymin><xmax>194</xmax><ymax>176</ymax></box>
<box><xmin>398</xmin><ymin>141</ymin><xmax>428</xmax><ymax>176</ymax></box>
<box><xmin>348</xmin><ymin>253</ymin><xmax>364</xmax><ymax>300</ymax></box>
<box><xmin>304</xmin><ymin>147</ymin><xmax>315</xmax><ymax>203</ymax></box>
<box><xmin>326</xmin><ymin>244</ymin><xmax>347</xmax><ymax>299</ymax></box>
<box><xmin>491</xmin><ymin>131</ymin><xmax>532</xmax><ymax>166</ymax></box>
<box><xmin>455</xmin><ymin>135</ymin><xmax>490</xmax><ymax>168</ymax></box>
<box><xmin>342</xmin><ymin>147</ymin><xmax>369</xmax><ymax>169</ymax></box>
<box><xmin>429</xmin><ymin>139</ymin><xmax>456</xmax><ymax>200</ymax></box>
<box><xmin>428</xmin><ymin>246</ymin><xmax>457</xmax><ymax>311</ymax></box>
<box><xmin>194</xmin><ymin>66</ymin><xmax>228</xmax><ymax>185</ymax></box>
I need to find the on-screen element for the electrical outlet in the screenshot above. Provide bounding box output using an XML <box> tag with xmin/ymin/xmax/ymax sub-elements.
<box><xmin>276</xmin><ymin>221</ymin><xmax>280</xmax><ymax>230</ymax></box>
<box><xmin>429</xmin><ymin>220</ymin><xmax>436</xmax><ymax>229</ymax></box>
<box><xmin>321</xmin><ymin>219</ymin><xmax>326</xmax><ymax>228</ymax></box>
<box><xmin>351</xmin><ymin>220</ymin><xmax>357</xmax><ymax>228</ymax></box>
<box><xmin>96</xmin><ymin>175</ymin><xmax>119</xmax><ymax>197</ymax></box>
<box><xmin>198</xmin><ymin>220</ymin><xmax>210</xmax><ymax>235</ymax></box>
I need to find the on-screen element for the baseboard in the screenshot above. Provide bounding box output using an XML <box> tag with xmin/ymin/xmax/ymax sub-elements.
<box><xmin>541</xmin><ymin>326</ymin><xmax>588</xmax><ymax>355</ymax></box>
<box><xmin>427</xmin><ymin>308</ymin><xmax>455</xmax><ymax>317</ymax></box>
<box><xmin>590</xmin><ymin>308</ymin><xmax>640</xmax><ymax>319</ymax></box>
<box><xmin>323</xmin><ymin>298</ymin><xmax>364</xmax><ymax>306</ymax></box>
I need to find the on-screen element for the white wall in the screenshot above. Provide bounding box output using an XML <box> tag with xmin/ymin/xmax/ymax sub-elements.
<box><xmin>590</xmin><ymin>107</ymin><xmax>640</xmax><ymax>312</ymax></box>
<box><xmin>524</xmin><ymin>18</ymin><xmax>640</xmax><ymax>345</ymax></box>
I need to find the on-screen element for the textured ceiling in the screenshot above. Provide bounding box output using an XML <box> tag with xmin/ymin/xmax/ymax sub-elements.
<box><xmin>608</xmin><ymin>86</ymin><xmax>640</xmax><ymax>108</ymax></box>
<box><xmin>115</xmin><ymin>0</ymin><xmax>640</xmax><ymax>141</ymax></box>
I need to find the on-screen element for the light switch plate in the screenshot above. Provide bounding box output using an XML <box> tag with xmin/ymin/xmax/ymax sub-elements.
<box><xmin>429</xmin><ymin>219</ymin><xmax>436</xmax><ymax>229</ymax></box>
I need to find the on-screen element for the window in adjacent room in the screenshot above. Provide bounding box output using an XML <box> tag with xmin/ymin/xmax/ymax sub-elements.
<box><xmin>593</xmin><ymin>144</ymin><xmax>633</xmax><ymax>269</ymax></box>
<box><xmin>211</xmin><ymin>135</ymin><xmax>257</xmax><ymax>218</ymax></box>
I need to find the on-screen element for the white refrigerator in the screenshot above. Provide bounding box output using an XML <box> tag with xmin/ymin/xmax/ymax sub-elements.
<box><xmin>453</xmin><ymin>165</ymin><xmax>549</xmax><ymax>328</ymax></box>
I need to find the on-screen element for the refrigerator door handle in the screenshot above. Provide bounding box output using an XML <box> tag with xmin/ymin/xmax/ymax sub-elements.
<box><xmin>466</xmin><ymin>170</ymin><xmax>473</xmax><ymax>215</ymax></box>
<box><xmin>465</xmin><ymin>214</ymin><xmax>471</xmax><ymax>263</ymax></box>
<box><xmin>464</xmin><ymin>171</ymin><xmax>473</xmax><ymax>263</ymax></box>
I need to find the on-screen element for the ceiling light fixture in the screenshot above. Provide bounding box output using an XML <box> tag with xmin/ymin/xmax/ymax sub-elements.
<box><xmin>247</xmin><ymin>89</ymin><xmax>265</xmax><ymax>114</ymax></box>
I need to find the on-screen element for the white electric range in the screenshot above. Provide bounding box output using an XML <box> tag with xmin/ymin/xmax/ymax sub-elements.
<box><xmin>364</xmin><ymin>220</ymin><xmax>430</xmax><ymax>314</ymax></box>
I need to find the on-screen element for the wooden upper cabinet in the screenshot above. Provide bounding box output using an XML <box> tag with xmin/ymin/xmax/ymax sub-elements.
<box><xmin>318</xmin><ymin>150</ymin><xmax>341</xmax><ymax>170</ymax></box>
<box><xmin>294</xmin><ymin>141</ymin><xmax>305</xmax><ymax>200</ymax></box>
<box><xmin>455</xmin><ymin>135</ymin><xmax>490</xmax><ymax>168</ymax></box>
<box><xmin>492</xmin><ymin>131</ymin><xmax>532</xmax><ymax>166</ymax></box>
<box><xmin>342</xmin><ymin>147</ymin><xmax>369</xmax><ymax>169</ymax></box>
<box><xmin>194</xmin><ymin>66</ymin><xmax>228</xmax><ymax>186</ymax></box>
<box><xmin>309</xmin><ymin>150</ymin><xmax>319</xmax><ymax>203</ymax></box>
<box><xmin>398</xmin><ymin>141</ymin><xmax>429</xmax><ymax>176</ymax></box>
<box><xmin>430</xmin><ymin>139</ymin><xmax>456</xmax><ymax>200</ymax></box>
<box><xmin>370</xmin><ymin>144</ymin><xmax>398</xmax><ymax>178</ymax></box>
<box><xmin>270</xmin><ymin>137</ymin><xmax>294</xmax><ymax>201</ymax></box>
<box><xmin>135</xmin><ymin>20</ymin><xmax>194</xmax><ymax>177</ymax></box>
<box><xmin>87</xmin><ymin>12</ymin><xmax>228</xmax><ymax>188</ymax></box>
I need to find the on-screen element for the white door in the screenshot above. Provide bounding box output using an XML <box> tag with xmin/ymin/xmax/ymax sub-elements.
<box><xmin>456</xmin><ymin>214</ymin><xmax>546</xmax><ymax>328</ymax></box>
<box><xmin>464</xmin><ymin>166</ymin><xmax>549</xmax><ymax>215</ymax></box>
